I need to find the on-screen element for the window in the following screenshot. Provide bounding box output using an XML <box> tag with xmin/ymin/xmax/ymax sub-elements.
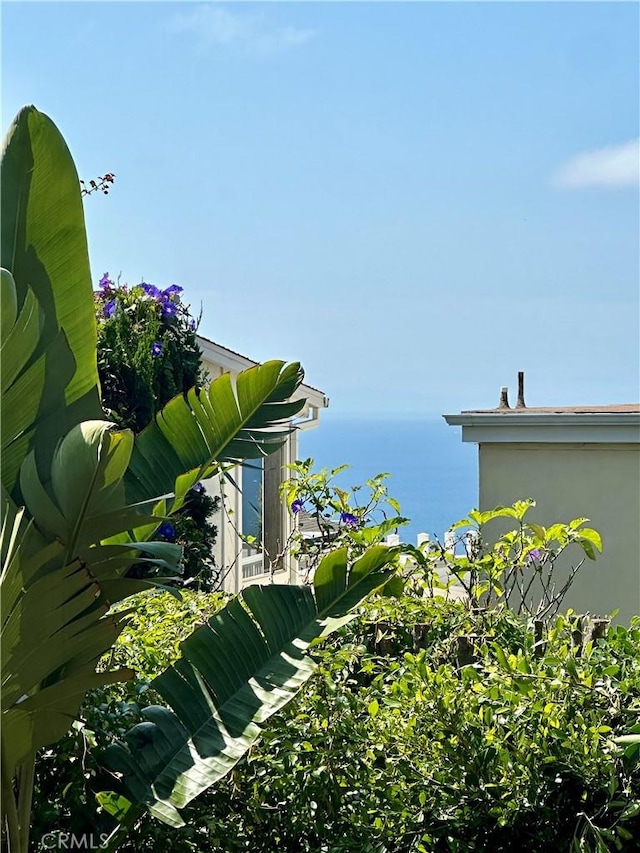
<box><xmin>239</xmin><ymin>446</ymin><xmax>286</xmax><ymax>579</ymax></box>
<box><xmin>241</xmin><ymin>458</ymin><xmax>263</xmax><ymax>548</ymax></box>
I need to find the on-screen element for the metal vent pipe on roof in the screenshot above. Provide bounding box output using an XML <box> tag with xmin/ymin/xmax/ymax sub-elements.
<box><xmin>516</xmin><ymin>371</ymin><xmax>526</xmax><ymax>409</ymax></box>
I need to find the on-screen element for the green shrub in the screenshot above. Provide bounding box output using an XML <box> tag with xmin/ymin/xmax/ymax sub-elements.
<box><xmin>37</xmin><ymin>593</ymin><xmax>637</xmax><ymax>852</ymax></box>
<box><xmin>31</xmin><ymin>590</ymin><xmax>229</xmax><ymax>846</ymax></box>
<box><xmin>181</xmin><ymin>602</ymin><xmax>639</xmax><ymax>853</ymax></box>
<box><xmin>94</xmin><ymin>276</ymin><xmax>205</xmax><ymax>433</ymax></box>
<box><xmin>30</xmin><ymin>505</ymin><xmax>638</xmax><ymax>852</ymax></box>
<box><xmin>94</xmin><ymin>275</ymin><xmax>220</xmax><ymax>588</ymax></box>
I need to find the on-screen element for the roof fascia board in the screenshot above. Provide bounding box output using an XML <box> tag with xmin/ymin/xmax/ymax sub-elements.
<box><xmin>199</xmin><ymin>337</ymin><xmax>328</xmax><ymax>409</ymax></box>
<box><xmin>443</xmin><ymin>413</ymin><xmax>640</xmax><ymax>444</ymax></box>
<box><xmin>199</xmin><ymin>337</ymin><xmax>256</xmax><ymax>373</ymax></box>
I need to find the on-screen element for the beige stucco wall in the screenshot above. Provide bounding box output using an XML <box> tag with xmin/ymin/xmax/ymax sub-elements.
<box><xmin>479</xmin><ymin>443</ymin><xmax>640</xmax><ymax>623</ymax></box>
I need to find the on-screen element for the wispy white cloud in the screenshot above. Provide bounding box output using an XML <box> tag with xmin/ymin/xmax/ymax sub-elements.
<box><xmin>554</xmin><ymin>139</ymin><xmax>639</xmax><ymax>189</ymax></box>
<box><xmin>167</xmin><ymin>5</ymin><xmax>317</xmax><ymax>57</ymax></box>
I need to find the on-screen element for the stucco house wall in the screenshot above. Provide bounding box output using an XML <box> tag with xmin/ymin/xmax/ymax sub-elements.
<box><xmin>479</xmin><ymin>442</ymin><xmax>640</xmax><ymax>621</ymax></box>
<box><xmin>445</xmin><ymin>393</ymin><xmax>640</xmax><ymax>623</ymax></box>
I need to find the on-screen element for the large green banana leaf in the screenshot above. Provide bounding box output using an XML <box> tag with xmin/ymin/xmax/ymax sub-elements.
<box><xmin>2</xmin><ymin>359</ymin><xmax>308</xmax><ymax>777</ymax></box>
<box><xmin>0</xmin><ymin>107</ymin><xmax>103</xmax><ymax>492</ymax></box>
<box><xmin>125</xmin><ymin>360</ymin><xmax>305</xmax><ymax>510</ymax></box>
<box><xmin>0</xmin><ymin>103</ymin><xmax>315</xmax><ymax>852</ymax></box>
<box><xmin>0</xmin><ymin>103</ymin><xmax>308</xmax><ymax>810</ymax></box>
<box><xmin>1</xmin><ymin>422</ymin><xmax>182</xmax><ymax>778</ymax></box>
<box><xmin>1</xmin><ymin>270</ymin><xmax>44</xmax><ymax>496</ymax></box>
<box><xmin>104</xmin><ymin>545</ymin><xmax>398</xmax><ymax>827</ymax></box>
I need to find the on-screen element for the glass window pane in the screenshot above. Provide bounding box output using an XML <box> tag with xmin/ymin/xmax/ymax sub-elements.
<box><xmin>242</xmin><ymin>459</ymin><xmax>263</xmax><ymax>544</ymax></box>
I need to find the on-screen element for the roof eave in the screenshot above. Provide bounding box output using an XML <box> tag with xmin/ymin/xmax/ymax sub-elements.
<box><xmin>443</xmin><ymin>411</ymin><xmax>640</xmax><ymax>444</ymax></box>
<box><xmin>197</xmin><ymin>334</ymin><xmax>328</xmax><ymax>409</ymax></box>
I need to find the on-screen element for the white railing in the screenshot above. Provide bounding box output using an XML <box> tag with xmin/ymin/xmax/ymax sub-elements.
<box><xmin>241</xmin><ymin>553</ymin><xmax>267</xmax><ymax>580</ymax></box>
<box><xmin>383</xmin><ymin>530</ymin><xmax>478</xmax><ymax>598</ymax></box>
<box><xmin>384</xmin><ymin>530</ymin><xmax>479</xmax><ymax>557</ymax></box>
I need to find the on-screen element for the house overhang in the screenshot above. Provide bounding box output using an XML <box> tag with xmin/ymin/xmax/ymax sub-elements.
<box><xmin>443</xmin><ymin>411</ymin><xmax>640</xmax><ymax>445</ymax></box>
<box><xmin>197</xmin><ymin>334</ymin><xmax>329</xmax><ymax>414</ymax></box>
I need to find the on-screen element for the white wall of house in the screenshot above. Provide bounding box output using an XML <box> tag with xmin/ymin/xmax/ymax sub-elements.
<box><xmin>196</xmin><ymin>335</ymin><xmax>328</xmax><ymax>593</ymax></box>
<box><xmin>445</xmin><ymin>407</ymin><xmax>640</xmax><ymax>623</ymax></box>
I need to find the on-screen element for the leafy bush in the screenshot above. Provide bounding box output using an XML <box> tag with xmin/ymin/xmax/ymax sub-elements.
<box><xmin>34</xmin><ymin>565</ymin><xmax>640</xmax><ymax>852</ymax></box>
<box><xmin>442</xmin><ymin>500</ymin><xmax>603</xmax><ymax>618</ymax></box>
<box><xmin>94</xmin><ymin>275</ymin><xmax>220</xmax><ymax>588</ymax></box>
<box><xmin>172</xmin><ymin>602</ymin><xmax>638</xmax><ymax>853</ymax></box>
<box><xmin>280</xmin><ymin>459</ymin><xmax>409</xmax><ymax>579</ymax></box>
<box><xmin>30</xmin><ymin>590</ymin><xmax>230</xmax><ymax>847</ymax></box>
<box><xmin>94</xmin><ymin>275</ymin><xmax>205</xmax><ymax>433</ymax></box>
<box><xmin>281</xmin><ymin>465</ymin><xmax>601</xmax><ymax>622</ymax></box>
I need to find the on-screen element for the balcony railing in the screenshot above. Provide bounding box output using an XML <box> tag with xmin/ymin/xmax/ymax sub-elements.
<box><xmin>242</xmin><ymin>553</ymin><xmax>267</xmax><ymax>580</ymax></box>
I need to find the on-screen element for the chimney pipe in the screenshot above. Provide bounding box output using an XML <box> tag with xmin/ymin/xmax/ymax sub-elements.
<box><xmin>516</xmin><ymin>371</ymin><xmax>526</xmax><ymax>408</ymax></box>
<box><xmin>499</xmin><ymin>386</ymin><xmax>510</xmax><ymax>409</ymax></box>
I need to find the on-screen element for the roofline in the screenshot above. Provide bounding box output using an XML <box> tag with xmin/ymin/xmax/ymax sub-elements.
<box><xmin>197</xmin><ymin>334</ymin><xmax>329</xmax><ymax>409</ymax></box>
<box><xmin>443</xmin><ymin>410</ymin><xmax>640</xmax><ymax>444</ymax></box>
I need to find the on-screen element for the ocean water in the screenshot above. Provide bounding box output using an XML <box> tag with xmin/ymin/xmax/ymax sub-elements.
<box><xmin>298</xmin><ymin>416</ymin><xmax>479</xmax><ymax>545</ymax></box>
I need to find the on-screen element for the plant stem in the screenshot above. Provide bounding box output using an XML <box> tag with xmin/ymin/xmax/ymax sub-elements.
<box><xmin>101</xmin><ymin>804</ymin><xmax>146</xmax><ymax>852</ymax></box>
<box><xmin>17</xmin><ymin>754</ymin><xmax>35</xmax><ymax>853</ymax></box>
<box><xmin>1</xmin><ymin>741</ymin><xmax>22</xmax><ymax>853</ymax></box>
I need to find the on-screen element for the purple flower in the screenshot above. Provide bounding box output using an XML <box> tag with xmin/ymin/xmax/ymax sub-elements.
<box><xmin>340</xmin><ymin>512</ymin><xmax>359</xmax><ymax>529</ymax></box>
<box><xmin>162</xmin><ymin>284</ymin><xmax>183</xmax><ymax>297</ymax></box>
<box><xmin>291</xmin><ymin>499</ymin><xmax>305</xmax><ymax>514</ymax></box>
<box><xmin>156</xmin><ymin>521</ymin><xmax>176</xmax><ymax>541</ymax></box>
<box><xmin>161</xmin><ymin>300</ymin><xmax>177</xmax><ymax>319</ymax></box>
<box><xmin>141</xmin><ymin>282</ymin><xmax>162</xmax><ymax>299</ymax></box>
<box><xmin>151</xmin><ymin>341</ymin><xmax>163</xmax><ymax>357</ymax></box>
<box><xmin>191</xmin><ymin>482</ymin><xmax>205</xmax><ymax>495</ymax></box>
<box><xmin>98</xmin><ymin>273</ymin><xmax>113</xmax><ymax>290</ymax></box>
<box><xmin>103</xmin><ymin>299</ymin><xmax>117</xmax><ymax>318</ymax></box>
<box><xmin>527</xmin><ymin>548</ymin><xmax>541</xmax><ymax>562</ymax></box>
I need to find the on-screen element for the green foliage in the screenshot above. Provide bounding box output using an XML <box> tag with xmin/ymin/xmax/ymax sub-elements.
<box><xmin>408</xmin><ymin>499</ymin><xmax>602</xmax><ymax>619</ymax></box>
<box><xmin>31</xmin><ymin>508</ymin><xmax>638</xmax><ymax>853</ymax></box>
<box><xmin>103</xmin><ymin>545</ymin><xmax>399</xmax><ymax>829</ymax></box>
<box><xmin>94</xmin><ymin>277</ymin><xmax>219</xmax><ymax>588</ymax></box>
<box><xmin>171</xmin><ymin>485</ymin><xmax>220</xmax><ymax>589</ymax></box>
<box><xmin>30</xmin><ymin>591</ymin><xmax>230</xmax><ymax>846</ymax></box>
<box><xmin>109</xmin><ymin>588</ymin><xmax>231</xmax><ymax>679</ymax></box>
<box><xmin>94</xmin><ymin>277</ymin><xmax>205</xmax><ymax>433</ymax></box>
<box><xmin>1</xmin><ymin>105</ymin><xmax>324</xmax><ymax>852</ymax></box>
<box><xmin>40</xmin><ymin>590</ymin><xmax>640</xmax><ymax>853</ymax></box>
<box><xmin>281</xmin><ymin>459</ymin><xmax>408</xmax><ymax>578</ymax></box>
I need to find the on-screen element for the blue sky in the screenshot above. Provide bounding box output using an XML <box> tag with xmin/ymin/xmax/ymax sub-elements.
<box><xmin>3</xmin><ymin>1</ymin><xmax>639</xmax><ymax>417</ymax></box>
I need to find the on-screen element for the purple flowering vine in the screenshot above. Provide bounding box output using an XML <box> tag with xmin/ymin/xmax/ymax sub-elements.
<box><xmin>151</xmin><ymin>341</ymin><xmax>163</xmax><ymax>357</ymax></box>
<box><xmin>163</xmin><ymin>285</ymin><xmax>183</xmax><ymax>297</ymax></box>
<box><xmin>98</xmin><ymin>272</ymin><xmax>114</xmax><ymax>291</ymax></box>
<box><xmin>141</xmin><ymin>282</ymin><xmax>162</xmax><ymax>299</ymax></box>
<box><xmin>340</xmin><ymin>512</ymin><xmax>359</xmax><ymax>529</ymax></box>
<box><xmin>161</xmin><ymin>300</ymin><xmax>177</xmax><ymax>319</ymax></box>
<box><xmin>291</xmin><ymin>499</ymin><xmax>305</xmax><ymax>514</ymax></box>
<box><xmin>140</xmin><ymin>282</ymin><xmax>183</xmax><ymax>303</ymax></box>
<box><xmin>103</xmin><ymin>299</ymin><xmax>117</xmax><ymax>318</ymax></box>
<box><xmin>527</xmin><ymin>548</ymin><xmax>541</xmax><ymax>562</ymax></box>
<box><xmin>156</xmin><ymin>521</ymin><xmax>176</xmax><ymax>541</ymax></box>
